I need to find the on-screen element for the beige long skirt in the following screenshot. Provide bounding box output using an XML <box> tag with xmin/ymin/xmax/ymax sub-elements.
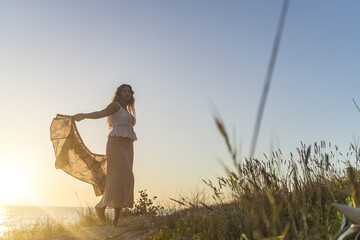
<box><xmin>96</xmin><ymin>136</ymin><xmax>134</xmax><ymax>208</ymax></box>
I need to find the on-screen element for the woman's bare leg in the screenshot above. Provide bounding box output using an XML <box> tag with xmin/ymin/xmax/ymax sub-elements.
<box><xmin>95</xmin><ymin>206</ymin><xmax>106</xmax><ymax>223</ymax></box>
<box><xmin>113</xmin><ymin>208</ymin><xmax>122</xmax><ymax>227</ymax></box>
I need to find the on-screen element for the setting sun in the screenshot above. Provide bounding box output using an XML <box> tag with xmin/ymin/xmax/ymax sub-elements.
<box><xmin>0</xmin><ymin>161</ymin><xmax>33</xmax><ymax>205</ymax></box>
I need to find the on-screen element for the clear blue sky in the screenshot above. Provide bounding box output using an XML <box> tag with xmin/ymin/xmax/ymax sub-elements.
<box><xmin>1</xmin><ymin>0</ymin><xmax>360</xmax><ymax>206</ymax></box>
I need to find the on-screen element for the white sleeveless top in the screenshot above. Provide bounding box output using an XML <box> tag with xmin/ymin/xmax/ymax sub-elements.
<box><xmin>108</xmin><ymin>102</ymin><xmax>137</xmax><ymax>141</ymax></box>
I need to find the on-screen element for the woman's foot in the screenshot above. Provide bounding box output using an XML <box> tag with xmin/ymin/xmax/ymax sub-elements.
<box><xmin>95</xmin><ymin>206</ymin><xmax>106</xmax><ymax>223</ymax></box>
<box><xmin>113</xmin><ymin>208</ymin><xmax>121</xmax><ymax>227</ymax></box>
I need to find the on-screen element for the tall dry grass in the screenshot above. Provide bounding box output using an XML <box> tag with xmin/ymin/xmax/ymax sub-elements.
<box><xmin>149</xmin><ymin>118</ymin><xmax>359</xmax><ymax>240</ymax></box>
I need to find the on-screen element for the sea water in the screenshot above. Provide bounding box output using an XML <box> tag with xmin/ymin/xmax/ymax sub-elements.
<box><xmin>0</xmin><ymin>205</ymin><xmax>88</xmax><ymax>237</ymax></box>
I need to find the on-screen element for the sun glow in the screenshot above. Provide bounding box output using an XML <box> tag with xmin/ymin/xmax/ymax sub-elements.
<box><xmin>0</xmin><ymin>161</ymin><xmax>34</xmax><ymax>205</ymax></box>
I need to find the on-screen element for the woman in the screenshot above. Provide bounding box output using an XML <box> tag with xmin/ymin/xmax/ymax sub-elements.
<box><xmin>72</xmin><ymin>84</ymin><xmax>137</xmax><ymax>227</ymax></box>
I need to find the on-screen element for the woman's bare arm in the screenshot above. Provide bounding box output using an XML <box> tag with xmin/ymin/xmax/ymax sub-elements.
<box><xmin>72</xmin><ymin>102</ymin><xmax>120</xmax><ymax>122</ymax></box>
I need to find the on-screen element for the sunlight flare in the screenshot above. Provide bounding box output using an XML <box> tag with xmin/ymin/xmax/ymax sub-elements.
<box><xmin>0</xmin><ymin>161</ymin><xmax>34</xmax><ymax>205</ymax></box>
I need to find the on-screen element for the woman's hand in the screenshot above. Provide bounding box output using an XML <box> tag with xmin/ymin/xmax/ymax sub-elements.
<box><xmin>72</xmin><ymin>113</ymin><xmax>85</xmax><ymax>122</ymax></box>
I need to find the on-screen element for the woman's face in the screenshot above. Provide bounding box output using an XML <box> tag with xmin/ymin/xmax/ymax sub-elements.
<box><xmin>120</xmin><ymin>86</ymin><xmax>132</xmax><ymax>102</ymax></box>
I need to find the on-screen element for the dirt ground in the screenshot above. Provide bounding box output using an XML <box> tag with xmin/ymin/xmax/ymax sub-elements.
<box><xmin>52</xmin><ymin>215</ymin><xmax>157</xmax><ymax>240</ymax></box>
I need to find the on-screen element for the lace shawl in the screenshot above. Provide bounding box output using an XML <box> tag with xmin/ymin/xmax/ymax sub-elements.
<box><xmin>50</xmin><ymin>114</ymin><xmax>106</xmax><ymax>196</ymax></box>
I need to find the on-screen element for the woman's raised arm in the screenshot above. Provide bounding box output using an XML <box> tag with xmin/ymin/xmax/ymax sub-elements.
<box><xmin>72</xmin><ymin>102</ymin><xmax>120</xmax><ymax>122</ymax></box>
